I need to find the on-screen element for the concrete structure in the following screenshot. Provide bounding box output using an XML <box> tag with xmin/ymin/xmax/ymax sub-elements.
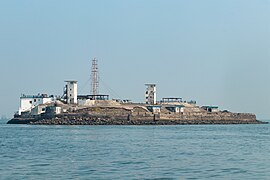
<box><xmin>145</xmin><ymin>84</ymin><xmax>156</xmax><ymax>104</ymax></box>
<box><xmin>77</xmin><ymin>95</ymin><xmax>110</xmax><ymax>106</ymax></box>
<box><xmin>45</xmin><ymin>106</ymin><xmax>62</xmax><ymax>115</ymax></box>
<box><xmin>187</xmin><ymin>100</ymin><xmax>197</xmax><ymax>105</ymax></box>
<box><xmin>165</xmin><ymin>105</ymin><xmax>185</xmax><ymax>113</ymax></box>
<box><xmin>19</xmin><ymin>94</ymin><xmax>54</xmax><ymax>115</ymax></box>
<box><xmin>202</xmin><ymin>106</ymin><xmax>219</xmax><ymax>112</ymax></box>
<box><xmin>31</xmin><ymin>105</ymin><xmax>47</xmax><ymax>115</ymax></box>
<box><xmin>31</xmin><ymin>105</ymin><xmax>61</xmax><ymax>116</ymax></box>
<box><xmin>146</xmin><ymin>105</ymin><xmax>161</xmax><ymax>114</ymax></box>
<box><xmin>161</xmin><ymin>98</ymin><xmax>182</xmax><ymax>103</ymax></box>
<box><xmin>91</xmin><ymin>58</ymin><xmax>99</xmax><ymax>97</ymax></box>
<box><xmin>78</xmin><ymin>95</ymin><xmax>109</xmax><ymax>101</ymax></box>
<box><xmin>112</xmin><ymin>99</ymin><xmax>132</xmax><ymax>103</ymax></box>
<box><xmin>65</xmin><ymin>81</ymin><xmax>78</xmax><ymax>104</ymax></box>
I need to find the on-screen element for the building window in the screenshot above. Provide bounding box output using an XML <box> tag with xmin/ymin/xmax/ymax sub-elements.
<box><xmin>29</xmin><ymin>101</ymin><xmax>32</xmax><ymax>104</ymax></box>
<box><xmin>70</xmin><ymin>94</ymin><xmax>72</xmax><ymax>97</ymax></box>
<box><xmin>34</xmin><ymin>99</ymin><xmax>36</xmax><ymax>102</ymax></box>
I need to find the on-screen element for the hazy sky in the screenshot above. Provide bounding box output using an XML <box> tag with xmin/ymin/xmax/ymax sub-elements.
<box><xmin>0</xmin><ymin>0</ymin><xmax>270</xmax><ymax>119</ymax></box>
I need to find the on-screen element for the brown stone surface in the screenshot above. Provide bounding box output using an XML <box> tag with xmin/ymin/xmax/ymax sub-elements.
<box><xmin>7</xmin><ymin>112</ymin><xmax>265</xmax><ymax>125</ymax></box>
<box><xmin>7</xmin><ymin>104</ymin><xmax>267</xmax><ymax>125</ymax></box>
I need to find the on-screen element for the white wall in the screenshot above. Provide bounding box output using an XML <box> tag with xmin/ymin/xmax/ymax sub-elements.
<box><xmin>31</xmin><ymin>105</ymin><xmax>46</xmax><ymax>115</ymax></box>
<box><xmin>152</xmin><ymin>107</ymin><xmax>160</xmax><ymax>113</ymax></box>
<box><xmin>145</xmin><ymin>84</ymin><xmax>156</xmax><ymax>104</ymax></box>
<box><xmin>66</xmin><ymin>81</ymin><xmax>78</xmax><ymax>104</ymax></box>
<box><xmin>211</xmin><ymin>108</ymin><xmax>219</xmax><ymax>112</ymax></box>
<box><xmin>19</xmin><ymin>96</ymin><xmax>53</xmax><ymax>115</ymax></box>
<box><xmin>78</xmin><ymin>99</ymin><xmax>87</xmax><ymax>106</ymax></box>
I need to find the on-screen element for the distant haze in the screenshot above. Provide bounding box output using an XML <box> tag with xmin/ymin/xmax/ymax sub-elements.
<box><xmin>0</xmin><ymin>0</ymin><xmax>269</xmax><ymax>119</ymax></box>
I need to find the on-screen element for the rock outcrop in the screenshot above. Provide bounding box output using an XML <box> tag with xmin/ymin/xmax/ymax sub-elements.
<box><xmin>8</xmin><ymin>103</ymin><xmax>267</xmax><ymax>125</ymax></box>
<box><xmin>7</xmin><ymin>112</ymin><xmax>265</xmax><ymax>125</ymax></box>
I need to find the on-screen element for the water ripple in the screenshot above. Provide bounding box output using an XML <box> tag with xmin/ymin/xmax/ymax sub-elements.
<box><xmin>0</xmin><ymin>124</ymin><xmax>269</xmax><ymax>179</ymax></box>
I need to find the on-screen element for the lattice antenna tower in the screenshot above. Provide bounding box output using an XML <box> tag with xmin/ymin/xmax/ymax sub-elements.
<box><xmin>91</xmin><ymin>58</ymin><xmax>99</xmax><ymax>95</ymax></box>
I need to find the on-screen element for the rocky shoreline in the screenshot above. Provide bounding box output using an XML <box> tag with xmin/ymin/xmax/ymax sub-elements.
<box><xmin>7</xmin><ymin>114</ymin><xmax>267</xmax><ymax>125</ymax></box>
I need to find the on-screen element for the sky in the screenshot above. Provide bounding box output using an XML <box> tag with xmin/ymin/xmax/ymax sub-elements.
<box><xmin>0</xmin><ymin>0</ymin><xmax>270</xmax><ymax>119</ymax></box>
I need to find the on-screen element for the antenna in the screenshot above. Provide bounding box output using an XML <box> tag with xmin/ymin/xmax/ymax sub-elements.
<box><xmin>91</xmin><ymin>58</ymin><xmax>99</xmax><ymax>96</ymax></box>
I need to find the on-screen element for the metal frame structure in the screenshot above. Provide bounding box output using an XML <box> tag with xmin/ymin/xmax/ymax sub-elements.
<box><xmin>91</xmin><ymin>58</ymin><xmax>99</xmax><ymax>97</ymax></box>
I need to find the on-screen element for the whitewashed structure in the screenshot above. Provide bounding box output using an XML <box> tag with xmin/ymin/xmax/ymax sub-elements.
<box><xmin>165</xmin><ymin>105</ymin><xmax>185</xmax><ymax>113</ymax></box>
<box><xmin>65</xmin><ymin>81</ymin><xmax>78</xmax><ymax>104</ymax></box>
<box><xmin>147</xmin><ymin>105</ymin><xmax>161</xmax><ymax>114</ymax></box>
<box><xmin>145</xmin><ymin>84</ymin><xmax>156</xmax><ymax>104</ymax></box>
<box><xmin>30</xmin><ymin>105</ymin><xmax>47</xmax><ymax>116</ymax></box>
<box><xmin>202</xmin><ymin>106</ymin><xmax>219</xmax><ymax>113</ymax></box>
<box><xmin>45</xmin><ymin>106</ymin><xmax>62</xmax><ymax>115</ymax></box>
<box><xmin>19</xmin><ymin>94</ymin><xmax>54</xmax><ymax>115</ymax></box>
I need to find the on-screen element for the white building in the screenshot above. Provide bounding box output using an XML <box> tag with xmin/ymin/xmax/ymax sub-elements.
<box><xmin>202</xmin><ymin>106</ymin><xmax>219</xmax><ymax>113</ymax></box>
<box><xmin>19</xmin><ymin>94</ymin><xmax>54</xmax><ymax>115</ymax></box>
<box><xmin>145</xmin><ymin>84</ymin><xmax>156</xmax><ymax>104</ymax></box>
<box><xmin>146</xmin><ymin>105</ymin><xmax>161</xmax><ymax>114</ymax></box>
<box><xmin>30</xmin><ymin>105</ymin><xmax>47</xmax><ymax>116</ymax></box>
<box><xmin>165</xmin><ymin>105</ymin><xmax>185</xmax><ymax>113</ymax></box>
<box><xmin>65</xmin><ymin>81</ymin><xmax>78</xmax><ymax>104</ymax></box>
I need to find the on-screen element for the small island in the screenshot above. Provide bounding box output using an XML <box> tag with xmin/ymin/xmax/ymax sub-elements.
<box><xmin>8</xmin><ymin>59</ymin><xmax>265</xmax><ymax>125</ymax></box>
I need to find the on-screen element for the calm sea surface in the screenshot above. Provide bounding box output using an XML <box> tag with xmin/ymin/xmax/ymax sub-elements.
<box><xmin>0</xmin><ymin>120</ymin><xmax>269</xmax><ymax>180</ymax></box>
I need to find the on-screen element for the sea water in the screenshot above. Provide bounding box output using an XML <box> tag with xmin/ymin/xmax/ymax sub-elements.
<box><xmin>0</xmin><ymin>120</ymin><xmax>269</xmax><ymax>180</ymax></box>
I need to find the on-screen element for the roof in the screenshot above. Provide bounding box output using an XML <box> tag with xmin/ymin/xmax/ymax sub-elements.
<box><xmin>78</xmin><ymin>94</ymin><xmax>109</xmax><ymax>100</ymax></box>
<box><xmin>166</xmin><ymin>105</ymin><xmax>185</xmax><ymax>108</ymax></box>
<box><xmin>20</xmin><ymin>94</ymin><xmax>50</xmax><ymax>99</ymax></box>
<box><xmin>78</xmin><ymin>94</ymin><xmax>109</xmax><ymax>98</ymax></box>
<box><xmin>162</xmin><ymin>97</ymin><xmax>182</xmax><ymax>99</ymax></box>
<box><xmin>147</xmin><ymin>105</ymin><xmax>161</xmax><ymax>108</ymax></box>
<box><xmin>202</xmin><ymin>106</ymin><xmax>218</xmax><ymax>109</ymax></box>
<box><xmin>65</xmin><ymin>80</ymin><xmax>78</xmax><ymax>83</ymax></box>
<box><xmin>162</xmin><ymin>97</ymin><xmax>182</xmax><ymax>100</ymax></box>
<box><xmin>145</xmin><ymin>83</ymin><xmax>156</xmax><ymax>86</ymax></box>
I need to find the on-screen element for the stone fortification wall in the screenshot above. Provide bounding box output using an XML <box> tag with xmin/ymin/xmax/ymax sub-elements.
<box><xmin>7</xmin><ymin>103</ymin><xmax>262</xmax><ymax>125</ymax></box>
<box><xmin>159</xmin><ymin>112</ymin><xmax>256</xmax><ymax>121</ymax></box>
<box><xmin>79</xmin><ymin>100</ymin><xmax>121</xmax><ymax>107</ymax></box>
<box><xmin>131</xmin><ymin>106</ymin><xmax>152</xmax><ymax>117</ymax></box>
<box><xmin>8</xmin><ymin>111</ymin><xmax>261</xmax><ymax>125</ymax></box>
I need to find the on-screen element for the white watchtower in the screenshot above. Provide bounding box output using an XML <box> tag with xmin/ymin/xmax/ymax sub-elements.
<box><xmin>145</xmin><ymin>84</ymin><xmax>156</xmax><ymax>104</ymax></box>
<box><xmin>65</xmin><ymin>81</ymin><xmax>78</xmax><ymax>104</ymax></box>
